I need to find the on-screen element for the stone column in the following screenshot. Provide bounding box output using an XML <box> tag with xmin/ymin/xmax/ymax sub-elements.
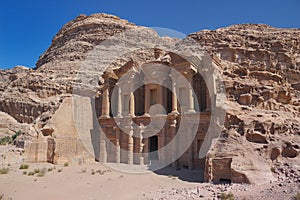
<box><xmin>99</xmin><ymin>128</ymin><xmax>107</xmax><ymax>163</ymax></box>
<box><xmin>206</xmin><ymin>87</ymin><xmax>211</xmax><ymax>111</ymax></box>
<box><xmin>187</xmin><ymin>76</ymin><xmax>195</xmax><ymax>113</ymax></box>
<box><xmin>127</xmin><ymin>126</ymin><xmax>134</xmax><ymax>165</ymax></box>
<box><xmin>136</xmin><ymin>126</ymin><xmax>145</xmax><ymax>165</ymax></box>
<box><xmin>205</xmin><ymin>73</ymin><xmax>214</xmax><ymax>111</ymax></box>
<box><xmin>116</xmin><ymin>86</ymin><xmax>122</xmax><ymax>118</ymax></box>
<box><xmin>101</xmin><ymin>87</ymin><xmax>110</xmax><ymax>118</ymax></box>
<box><xmin>159</xmin><ymin>129</ymin><xmax>167</xmax><ymax>166</ymax></box>
<box><xmin>171</xmin><ymin>81</ymin><xmax>179</xmax><ymax>114</ymax></box>
<box><xmin>188</xmin><ymin>128</ymin><xmax>194</xmax><ymax>169</ymax></box>
<box><xmin>170</xmin><ymin>118</ymin><xmax>178</xmax><ymax>168</ymax></box>
<box><xmin>129</xmin><ymin>92</ymin><xmax>135</xmax><ymax>117</ymax></box>
<box><xmin>139</xmin><ymin>137</ymin><xmax>145</xmax><ymax>165</ymax></box>
<box><xmin>115</xmin><ymin>128</ymin><xmax>121</xmax><ymax>164</ymax></box>
<box><xmin>143</xmin><ymin>138</ymin><xmax>149</xmax><ymax>165</ymax></box>
<box><xmin>144</xmin><ymin>84</ymin><xmax>150</xmax><ymax>116</ymax></box>
<box><xmin>158</xmin><ymin>85</ymin><xmax>164</xmax><ymax>114</ymax></box>
<box><xmin>158</xmin><ymin>85</ymin><xmax>163</xmax><ymax>105</ymax></box>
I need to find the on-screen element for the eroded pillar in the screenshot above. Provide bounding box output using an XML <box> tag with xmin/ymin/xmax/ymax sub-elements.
<box><xmin>101</xmin><ymin>87</ymin><xmax>110</xmax><ymax>118</ymax></box>
<box><xmin>127</xmin><ymin>126</ymin><xmax>134</xmax><ymax>165</ymax></box>
<box><xmin>170</xmin><ymin>118</ymin><xmax>178</xmax><ymax>168</ymax></box>
<box><xmin>171</xmin><ymin>81</ymin><xmax>179</xmax><ymax>114</ymax></box>
<box><xmin>115</xmin><ymin>128</ymin><xmax>120</xmax><ymax>164</ymax></box>
<box><xmin>188</xmin><ymin>127</ymin><xmax>194</xmax><ymax>169</ymax></box>
<box><xmin>158</xmin><ymin>85</ymin><xmax>164</xmax><ymax>114</ymax></box>
<box><xmin>129</xmin><ymin>92</ymin><xmax>135</xmax><ymax>117</ymax></box>
<box><xmin>136</xmin><ymin>126</ymin><xmax>145</xmax><ymax>165</ymax></box>
<box><xmin>144</xmin><ymin>84</ymin><xmax>150</xmax><ymax>116</ymax></box>
<box><xmin>116</xmin><ymin>86</ymin><xmax>122</xmax><ymax>117</ymax></box>
<box><xmin>99</xmin><ymin>128</ymin><xmax>107</xmax><ymax>163</ymax></box>
<box><xmin>187</xmin><ymin>76</ymin><xmax>195</xmax><ymax>113</ymax></box>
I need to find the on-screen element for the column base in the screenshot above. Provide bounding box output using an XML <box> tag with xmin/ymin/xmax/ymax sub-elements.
<box><xmin>185</xmin><ymin>110</ymin><xmax>196</xmax><ymax>114</ymax></box>
<box><xmin>116</xmin><ymin>145</ymin><xmax>120</xmax><ymax>164</ymax></box>
<box><xmin>100</xmin><ymin>115</ymin><xmax>110</xmax><ymax>119</ymax></box>
<box><xmin>170</xmin><ymin>110</ymin><xmax>179</xmax><ymax>115</ymax></box>
<box><xmin>115</xmin><ymin>113</ymin><xmax>123</xmax><ymax>118</ymax></box>
<box><xmin>127</xmin><ymin>160</ymin><xmax>133</xmax><ymax>165</ymax></box>
<box><xmin>128</xmin><ymin>114</ymin><xmax>136</xmax><ymax>118</ymax></box>
<box><xmin>142</xmin><ymin>113</ymin><xmax>150</xmax><ymax>117</ymax></box>
<box><xmin>139</xmin><ymin>157</ymin><xmax>144</xmax><ymax>165</ymax></box>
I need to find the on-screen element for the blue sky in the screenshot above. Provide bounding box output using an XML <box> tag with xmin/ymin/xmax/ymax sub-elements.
<box><xmin>0</xmin><ymin>0</ymin><xmax>299</xmax><ymax>69</ymax></box>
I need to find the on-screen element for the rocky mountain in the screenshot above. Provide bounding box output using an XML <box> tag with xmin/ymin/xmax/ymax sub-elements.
<box><xmin>0</xmin><ymin>14</ymin><xmax>299</xmax><ymax>184</ymax></box>
<box><xmin>0</xmin><ymin>13</ymin><xmax>140</xmax><ymax>165</ymax></box>
<box><xmin>188</xmin><ymin>24</ymin><xmax>300</xmax><ymax>183</ymax></box>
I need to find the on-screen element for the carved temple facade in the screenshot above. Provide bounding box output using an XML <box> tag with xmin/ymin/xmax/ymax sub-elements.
<box><xmin>97</xmin><ymin>50</ymin><xmax>217</xmax><ymax>170</ymax></box>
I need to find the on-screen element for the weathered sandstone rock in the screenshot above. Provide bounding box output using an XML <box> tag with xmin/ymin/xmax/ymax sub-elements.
<box><xmin>238</xmin><ymin>93</ymin><xmax>252</xmax><ymax>105</ymax></box>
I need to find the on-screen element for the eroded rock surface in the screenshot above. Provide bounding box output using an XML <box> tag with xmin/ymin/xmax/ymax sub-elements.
<box><xmin>189</xmin><ymin>24</ymin><xmax>300</xmax><ymax>184</ymax></box>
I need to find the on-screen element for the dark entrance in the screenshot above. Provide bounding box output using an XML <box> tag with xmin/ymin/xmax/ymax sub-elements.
<box><xmin>149</xmin><ymin>136</ymin><xmax>159</xmax><ymax>160</ymax></box>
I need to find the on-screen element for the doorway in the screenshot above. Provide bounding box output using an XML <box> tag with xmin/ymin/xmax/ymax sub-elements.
<box><xmin>149</xmin><ymin>136</ymin><xmax>159</xmax><ymax>160</ymax></box>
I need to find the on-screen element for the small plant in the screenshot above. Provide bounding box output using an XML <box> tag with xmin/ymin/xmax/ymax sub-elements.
<box><xmin>0</xmin><ymin>168</ymin><xmax>9</xmax><ymax>174</ymax></box>
<box><xmin>294</xmin><ymin>192</ymin><xmax>300</xmax><ymax>200</ymax></box>
<box><xmin>96</xmin><ymin>170</ymin><xmax>104</xmax><ymax>175</ymax></box>
<box><xmin>19</xmin><ymin>164</ymin><xmax>29</xmax><ymax>170</ymax></box>
<box><xmin>0</xmin><ymin>193</ymin><xmax>12</xmax><ymax>200</ymax></box>
<box><xmin>58</xmin><ymin>169</ymin><xmax>62</xmax><ymax>173</ymax></box>
<box><xmin>220</xmin><ymin>192</ymin><xmax>235</xmax><ymax>200</ymax></box>
<box><xmin>0</xmin><ymin>131</ymin><xmax>22</xmax><ymax>145</ymax></box>
<box><xmin>47</xmin><ymin>168</ymin><xmax>53</xmax><ymax>172</ymax></box>
<box><xmin>0</xmin><ymin>136</ymin><xmax>12</xmax><ymax>145</ymax></box>
<box><xmin>28</xmin><ymin>171</ymin><xmax>35</xmax><ymax>176</ymax></box>
<box><xmin>12</xmin><ymin>131</ymin><xmax>21</xmax><ymax>141</ymax></box>
<box><xmin>34</xmin><ymin>169</ymin><xmax>40</xmax><ymax>174</ymax></box>
<box><xmin>91</xmin><ymin>171</ymin><xmax>95</xmax><ymax>175</ymax></box>
<box><xmin>36</xmin><ymin>168</ymin><xmax>47</xmax><ymax>177</ymax></box>
<box><xmin>81</xmin><ymin>168</ymin><xmax>87</xmax><ymax>173</ymax></box>
<box><xmin>23</xmin><ymin>171</ymin><xmax>27</xmax><ymax>175</ymax></box>
<box><xmin>37</xmin><ymin>171</ymin><xmax>46</xmax><ymax>177</ymax></box>
<box><xmin>63</xmin><ymin>162</ymin><xmax>69</xmax><ymax>167</ymax></box>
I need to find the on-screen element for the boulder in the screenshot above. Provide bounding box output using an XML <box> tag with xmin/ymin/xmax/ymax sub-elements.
<box><xmin>246</xmin><ymin>131</ymin><xmax>268</xmax><ymax>144</ymax></box>
<box><xmin>238</xmin><ymin>93</ymin><xmax>252</xmax><ymax>105</ymax></box>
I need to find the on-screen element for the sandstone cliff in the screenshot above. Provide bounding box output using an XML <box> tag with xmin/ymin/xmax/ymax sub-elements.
<box><xmin>0</xmin><ymin>13</ymin><xmax>139</xmax><ymax>165</ymax></box>
<box><xmin>0</xmin><ymin>14</ymin><xmax>299</xmax><ymax>184</ymax></box>
<box><xmin>188</xmin><ymin>24</ymin><xmax>300</xmax><ymax>184</ymax></box>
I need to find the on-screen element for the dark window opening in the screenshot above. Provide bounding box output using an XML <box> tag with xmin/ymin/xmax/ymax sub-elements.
<box><xmin>166</xmin><ymin>87</ymin><xmax>172</xmax><ymax>114</ymax></box>
<box><xmin>149</xmin><ymin>136</ymin><xmax>159</xmax><ymax>160</ymax></box>
<box><xmin>193</xmin><ymin>73</ymin><xmax>207</xmax><ymax>112</ymax></box>
<box><xmin>134</xmin><ymin>85</ymin><xmax>145</xmax><ymax>116</ymax></box>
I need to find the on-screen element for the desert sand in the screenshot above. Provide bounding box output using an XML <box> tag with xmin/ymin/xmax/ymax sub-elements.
<box><xmin>0</xmin><ymin>162</ymin><xmax>299</xmax><ymax>200</ymax></box>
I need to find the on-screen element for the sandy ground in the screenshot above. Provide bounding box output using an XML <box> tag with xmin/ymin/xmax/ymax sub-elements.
<box><xmin>0</xmin><ymin>162</ymin><xmax>299</xmax><ymax>200</ymax></box>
